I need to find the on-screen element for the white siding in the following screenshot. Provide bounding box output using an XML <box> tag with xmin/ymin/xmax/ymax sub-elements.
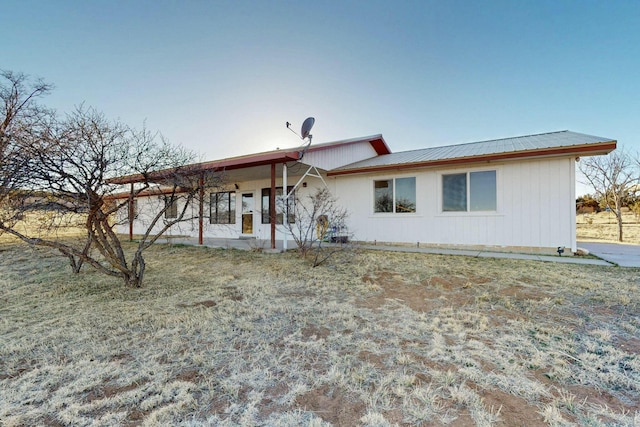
<box><xmin>116</xmin><ymin>174</ymin><xmax>327</xmax><ymax>242</ymax></box>
<box><xmin>117</xmin><ymin>195</ymin><xmax>198</xmax><ymax>237</ymax></box>
<box><xmin>303</xmin><ymin>141</ymin><xmax>378</xmax><ymax>171</ymax></box>
<box><xmin>201</xmin><ymin>177</ymin><xmax>324</xmax><ymax>241</ymax></box>
<box><xmin>569</xmin><ymin>158</ymin><xmax>577</xmax><ymax>252</ymax></box>
<box><xmin>116</xmin><ymin>156</ymin><xmax>578</xmax><ymax>253</ymax></box>
<box><xmin>333</xmin><ymin>157</ymin><xmax>577</xmax><ymax>253</ymax></box>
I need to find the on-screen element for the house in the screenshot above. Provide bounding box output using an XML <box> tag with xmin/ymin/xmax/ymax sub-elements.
<box><xmin>112</xmin><ymin>130</ymin><xmax>616</xmax><ymax>254</ymax></box>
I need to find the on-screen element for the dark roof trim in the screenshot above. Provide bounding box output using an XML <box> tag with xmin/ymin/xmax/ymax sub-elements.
<box><xmin>190</xmin><ymin>150</ymin><xmax>301</xmax><ymax>172</ymax></box>
<box><xmin>105</xmin><ymin>186</ymin><xmax>192</xmax><ymax>200</ymax></box>
<box><xmin>107</xmin><ymin>150</ymin><xmax>301</xmax><ymax>185</ymax></box>
<box><xmin>327</xmin><ymin>141</ymin><xmax>617</xmax><ymax>176</ymax></box>
<box><xmin>107</xmin><ymin>134</ymin><xmax>390</xmax><ymax>185</ymax></box>
<box><xmin>370</xmin><ymin>137</ymin><xmax>392</xmax><ymax>155</ymax></box>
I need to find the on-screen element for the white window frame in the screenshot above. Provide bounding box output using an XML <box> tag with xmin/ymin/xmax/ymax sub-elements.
<box><xmin>372</xmin><ymin>176</ymin><xmax>417</xmax><ymax>215</ymax></box>
<box><xmin>210</xmin><ymin>191</ymin><xmax>236</xmax><ymax>224</ymax></box>
<box><xmin>439</xmin><ymin>169</ymin><xmax>499</xmax><ymax>214</ymax></box>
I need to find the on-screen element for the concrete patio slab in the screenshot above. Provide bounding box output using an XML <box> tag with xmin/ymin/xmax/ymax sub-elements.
<box><xmin>578</xmin><ymin>241</ymin><xmax>640</xmax><ymax>267</ymax></box>
<box><xmin>159</xmin><ymin>237</ymin><xmax>617</xmax><ymax>267</ymax></box>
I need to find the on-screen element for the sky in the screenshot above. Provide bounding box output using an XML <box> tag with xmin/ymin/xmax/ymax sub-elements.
<box><xmin>3</xmin><ymin>0</ymin><xmax>639</xmax><ymax>195</ymax></box>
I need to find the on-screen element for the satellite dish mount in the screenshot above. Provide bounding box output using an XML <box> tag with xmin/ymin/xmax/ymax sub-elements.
<box><xmin>281</xmin><ymin>116</ymin><xmax>324</xmax><ymax>252</ymax></box>
<box><xmin>286</xmin><ymin>116</ymin><xmax>315</xmax><ymax>161</ymax></box>
<box><xmin>286</xmin><ymin>117</ymin><xmax>314</xmax><ymax>144</ymax></box>
<box><xmin>300</xmin><ymin>117</ymin><xmax>315</xmax><ymax>141</ymax></box>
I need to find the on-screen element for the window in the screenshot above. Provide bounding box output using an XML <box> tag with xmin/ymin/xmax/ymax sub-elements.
<box><xmin>374</xmin><ymin>180</ymin><xmax>393</xmax><ymax>212</ymax></box>
<box><xmin>395</xmin><ymin>177</ymin><xmax>417</xmax><ymax>213</ymax></box>
<box><xmin>210</xmin><ymin>191</ymin><xmax>236</xmax><ymax>224</ymax></box>
<box><xmin>442</xmin><ymin>170</ymin><xmax>496</xmax><ymax>212</ymax></box>
<box><xmin>470</xmin><ymin>170</ymin><xmax>497</xmax><ymax>211</ymax></box>
<box><xmin>163</xmin><ymin>196</ymin><xmax>178</xmax><ymax>219</ymax></box>
<box><xmin>442</xmin><ymin>173</ymin><xmax>467</xmax><ymax>212</ymax></box>
<box><xmin>374</xmin><ymin>177</ymin><xmax>416</xmax><ymax>213</ymax></box>
<box><xmin>261</xmin><ymin>186</ymin><xmax>294</xmax><ymax>224</ymax></box>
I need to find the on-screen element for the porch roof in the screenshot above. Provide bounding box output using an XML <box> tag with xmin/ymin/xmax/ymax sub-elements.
<box><xmin>107</xmin><ymin>150</ymin><xmax>301</xmax><ymax>185</ymax></box>
<box><xmin>107</xmin><ymin>134</ymin><xmax>390</xmax><ymax>185</ymax></box>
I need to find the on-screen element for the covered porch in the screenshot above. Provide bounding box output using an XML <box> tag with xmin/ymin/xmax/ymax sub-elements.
<box><xmin>110</xmin><ymin>148</ymin><xmax>326</xmax><ymax>250</ymax></box>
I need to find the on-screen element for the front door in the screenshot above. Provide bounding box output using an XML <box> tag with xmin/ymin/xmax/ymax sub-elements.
<box><xmin>241</xmin><ymin>193</ymin><xmax>254</xmax><ymax>234</ymax></box>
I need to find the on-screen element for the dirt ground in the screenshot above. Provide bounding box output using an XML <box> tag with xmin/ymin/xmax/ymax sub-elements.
<box><xmin>355</xmin><ymin>271</ymin><xmax>639</xmax><ymax>426</ymax></box>
<box><xmin>1</xmin><ymin>241</ymin><xmax>639</xmax><ymax>426</ymax></box>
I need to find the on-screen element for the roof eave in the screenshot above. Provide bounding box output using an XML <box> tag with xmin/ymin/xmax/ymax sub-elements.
<box><xmin>105</xmin><ymin>186</ymin><xmax>193</xmax><ymax>200</ymax></box>
<box><xmin>327</xmin><ymin>140</ymin><xmax>617</xmax><ymax>177</ymax></box>
<box><xmin>306</xmin><ymin>134</ymin><xmax>391</xmax><ymax>155</ymax></box>
<box><xmin>107</xmin><ymin>151</ymin><xmax>301</xmax><ymax>185</ymax></box>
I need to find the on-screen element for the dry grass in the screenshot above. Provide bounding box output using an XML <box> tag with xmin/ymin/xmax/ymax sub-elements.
<box><xmin>577</xmin><ymin>210</ymin><xmax>640</xmax><ymax>244</ymax></box>
<box><xmin>0</xmin><ymin>212</ymin><xmax>88</xmax><ymax>239</ymax></box>
<box><xmin>1</xmin><ymin>241</ymin><xmax>639</xmax><ymax>426</ymax></box>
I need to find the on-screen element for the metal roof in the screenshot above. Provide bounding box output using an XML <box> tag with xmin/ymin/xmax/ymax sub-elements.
<box><xmin>108</xmin><ymin>135</ymin><xmax>389</xmax><ymax>185</ymax></box>
<box><xmin>328</xmin><ymin>131</ymin><xmax>616</xmax><ymax>176</ymax></box>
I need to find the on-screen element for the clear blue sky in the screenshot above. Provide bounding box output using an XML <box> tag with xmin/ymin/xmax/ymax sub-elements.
<box><xmin>3</xmin><ymin>0</ymin><xmax>639</xmax><ymax>195</ymax></box>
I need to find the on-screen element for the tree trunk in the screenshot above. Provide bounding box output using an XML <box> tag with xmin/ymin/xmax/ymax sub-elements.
<box><xmin>618</xmin><ymin>213</ymin><xmax>624</xmax><ymax>242</ymax></box>
<box><xmin>125</xmin><ymin>251</ymin><xmax>145</xmax><ymax>288</ymax></box>
<box><xmin>69</xmin><ymin>232</ymin><xmax>93</xmax><ymax>273</ymax></box>
<box><xmin>615</xmin><ymin>199</ymin><xmax>624</xmax><ymax>242</ymax></box>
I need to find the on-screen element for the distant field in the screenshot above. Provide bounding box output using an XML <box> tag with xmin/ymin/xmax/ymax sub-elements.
<box><xmin>0</xmin><ymin>212</ymin><xmax>87</xmax><ymax>244</ymax></box>
<box><xmin>1</xmin><ymin>242</ymin><xmax>638</xmax><ymax>426</ymax></box>
<box><xmin>577</xmin><ymin>210</ymin><xmax>640</xmax><ymax>244</ymax></box>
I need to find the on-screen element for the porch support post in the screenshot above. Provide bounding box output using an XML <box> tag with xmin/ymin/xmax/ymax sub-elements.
<box><xmin>283</xmin><ymin>163</ymin><xmax>288</xmax><ymax>251</ymax></box>
<box><xmin>198</xmin><ymin>173</ymin><xmax>204</xmax><ymax>245</ymax></box>
<box><xmin>128</xmin><ymin>183</ymin><xmax>134</xmax><ymax>241</ymax></box>
<box><xmin>270</xmin><ymin>163</ymin><xmax>276</xmax><ymax>249</ymax></box>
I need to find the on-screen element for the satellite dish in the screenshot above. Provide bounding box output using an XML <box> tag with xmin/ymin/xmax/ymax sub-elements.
<box><xmin>301</xmin><ymin>117</ymin><xmax>315</xmax><ymax>140</ymax></box>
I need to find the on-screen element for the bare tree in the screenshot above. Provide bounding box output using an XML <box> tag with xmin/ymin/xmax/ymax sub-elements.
<box><xmin>579</xmin><ymin>149</ymin><xmax>639</xmax><ymax>242</ymax></box>
<box><xmin>279</xmin><ymin>187</ymin><xmax>352</xmax><ymax>267</ymax></box>
<box><xmin>1</xmin><ymin>104</ymin><xmax>217</xmax><ymax>287</ymax></box>
<box><xmin>0</xmin><ymin>70</ymin><xmax>53</xmax><ymax>227</ymax></box>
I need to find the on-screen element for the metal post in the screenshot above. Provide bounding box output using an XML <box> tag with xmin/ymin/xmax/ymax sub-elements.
<box><xmin>283</xmin><ymin>163</ymin><xmax>287</xmax><ymax>251</ymax></box>
<box><xmin>129</xmin><ymin>183</ymin><xmax>134</xmax><ymax>241</ymax></box>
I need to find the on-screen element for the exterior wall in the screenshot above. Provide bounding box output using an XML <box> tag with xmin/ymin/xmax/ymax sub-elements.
<box><xmin>332</xmin><ymin>157</ymin><xmax>577</xmax><ymax>253</ymax></box>
<box><xmin>115</xmin><ymin>194</ymin><xmax>198</xmax><ymax>237</ymax></box>
<box><xmin>113</xmin><ymin>140</ymin><xmax>381</xmax><ymax>242</ymax></box>
<box><xmin>302</xmin><ymin>141</ymin><xmax>378</xmax><ymax>171</ymax></box>
<box><xmin>200</xmin><ymin>176</ymin><xmax>325</xmax><ymax>242</ymax></box>
<box><xmin>116</xmin><ymin>173</ymin><xmax>328</xmax><ymax>242</ymax></box>
<box><xmin>117</xmin><ymin>156</ymin><xmax>578</xmax><ymax>253</ymax></box>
